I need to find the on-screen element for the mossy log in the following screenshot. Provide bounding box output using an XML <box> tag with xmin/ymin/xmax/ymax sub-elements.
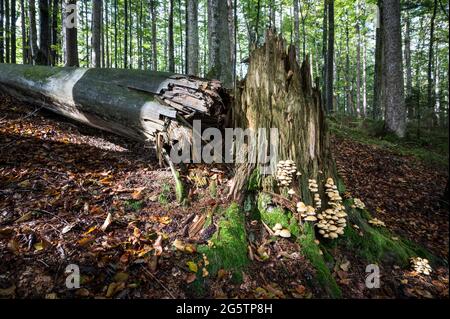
<box><xmin>0</xmin><ymin>64</ymin><xmax>229</xmax><ymax>143</ymax></box>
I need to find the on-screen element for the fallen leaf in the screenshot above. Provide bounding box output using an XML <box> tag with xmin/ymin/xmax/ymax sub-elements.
<box><xmin>113</xmin><ymin>272</ymin><xmax>129</xmax><ymax>283</ymax></box>
<box><xmin>131</xmin><ymin>187</ymin><xmax>146</xmax><ymax>200</ymax></box>
<box><xmin>0</xmin><ymin>285</ymin><xmax>16</xmax><ymax>296</ymax></box>
<box><xmin>62</xmin><ymin>223</ymin><xmax>76</xmax><ymax>234</ymax></box>
<box><xmin>34</xmin><ymin>242</ymin><xmax>44</xmax><ymax>251</ymax></box>
<box><xmin>15</xmin><ymin>212</ymin><xmax>32</xmax><ymax>223</ymax></box>
<box><xmin>186</xmin><ymin>261</ymin><xmax>198</xmax><ymax>273</ymax></box>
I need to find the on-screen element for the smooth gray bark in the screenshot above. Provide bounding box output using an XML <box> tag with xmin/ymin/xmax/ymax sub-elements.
<box><xmin>207</xmin><ymin>0</ymin><xmax>233</xmax><ymax>88</ymax></box>
<box><xmin>382</xmin><ymin>0</ymin><xmax>406</xmax><ymax>137</ymax></box>
<box><xmin>64</xmin><ymin>0</ymin><xmax>79</xmax><ymax>67</ymax></box>
<box><xmin>92</xmin><ymin>0</ymin><xmax>102</xmax><ymax>68</ymax></box>
<box><xmin>186</xmin><ymin>0</ymin><xmax>199</xmax><ymax>76</ymax></box>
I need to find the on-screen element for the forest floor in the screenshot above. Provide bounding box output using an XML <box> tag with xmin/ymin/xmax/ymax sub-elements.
<box><xmin>0</xmin><ymin>93</ymin><xmax>448</xmax><ymax>299</ymax></box>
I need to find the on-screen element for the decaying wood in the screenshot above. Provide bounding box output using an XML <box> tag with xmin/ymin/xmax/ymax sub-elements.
<box><xmin>230</xmin><ymin>29</ymin><xmax>337</xmax><ymax>201</ymax></box>
<box><xmin>0</xmin><ymin>64</ymin><xmax>229</xmax><ymax>144</ymax></box>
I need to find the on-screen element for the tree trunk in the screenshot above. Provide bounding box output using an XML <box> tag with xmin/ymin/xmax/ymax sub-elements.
<box><xmin>325</xmin><ymin>0</ymin><xmax>334</xmax><ymax>114</ymax></box>
<box><xmin>356</xmin><ymin>4</ymin><xmax>361</xmax><ymax>117</ymax></box>
<box><xmin>150</xmin><ymin>0</ymin><xmax>157</xmax><ymax>71</ymax></box>
<box><xmin>404</xmin><ymin>10</ymin><xmax>412</xmax><ymax>100</ymax></box>
<box><xmin>29</xmin><ymin>0</ymin><xmax>39</xmax><ymax>64</ymax></box>
<box><xmin>321</xmin><ymin>0</ymin><xmax>327</xmax><ymax>108</ymax></box>
<box><xmin>5</xmin><ymin>0</ymin><xmax>9</xmax><ymax>63</ymax></box>
<box><xmin>20</xmin><ymin>0</ymin><xmax>27</xmax><ymax>64</ymax></box>
<box><xmin>0</xmin><ymin>64</ymin><xmax>229</xmax><ymax>145</ymax></box>
<box><xmin>10</xmin><ymin>0</ymin><xmax>15</xmax><ymax>63</ymax></box>
<box><xmin>51</xmin><ymin>0</ymin><xmax>59</xmax><ymax>65</ymax></box>
<box><xmin>382</xmin><ymin>0</ymin><xmax>406</xmax><ymax>137</ymax></box>
<box><xmin>293</xmin><ymin>0</ymin><xmax>300</xmax><ymax>62</ymax></box>
<box><xmin>64</xmin><ymin>0</ymin><xmax>79</xmax><ymax>67</ymax></box>
<box><xmin>427</xmin><ymin>0</ymin><xmax>438</xmax><ymax>125</ymax></box>
<box><xmin>92</xmin><ymin>0</ymin><xmax>102</xmax><ymax>68</ymax></box>
<box><xmin>124</xmin><ymin>0</ymin><xmax>128</xmax><ymax>68</ymax></box>
<box><xmin>168</xmin><ymin>0</ymin><xmax>175</xmax><ymax>73</ymax></box>
<box><xmin>186</xmin><ymin>0</ymin><xmax>199</xmax><ymax>76</ymax></box>
<box><xmin>0</xmin><ymin>0</ymin><xmax>4</xmax><ymax>63</ymax></box>
<box><xmin>207</xmin><ymin>0</ymin><xmax>233</xmax><ymax>89</ymax></box>
<box><xmin>38</xmin><ymin>0</ymin><xmax>50</xmax><ymax>65</ymax></box>
<box><xmin>373</xmin><ymin>0</ymin><xmax>383</xmax><ymax>120</ymax></box>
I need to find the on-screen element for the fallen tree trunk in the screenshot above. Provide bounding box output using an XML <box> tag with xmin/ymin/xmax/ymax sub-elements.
<box><xmin>0</xmin><ymin>64</ymin><xmax>230</xmax><ymax>143</ymax></box>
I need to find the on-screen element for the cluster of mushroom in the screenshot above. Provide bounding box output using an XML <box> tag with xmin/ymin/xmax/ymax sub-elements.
<box><xmin>308</xmin><ymin>179</ymin><xmax>319</xmax><ymax>193</ymax></box>
<box><xmin>297</xmin><ymin>202</ymin><xmax>317</xmax><ymax>222</ymax></box>
<box><xmin>368</xmin><ymin>218</ymin><xmax>386</xmax><ymax>227</ymax></box>
<box><xmin>410</xmin><ymin>257</ymin><xmax>432</xmax><ymax>276</ymax></box>
<box><xmin>316</xmin><ymin>178</ymin><xmax>347</xmax><ymax>239</ymax></box>
<box><xmin>276</xmin><ymin>160</ymin><xmax>298</xmax><ymax>187</ymax></box>
<box><xmin>272</xmin><ymin>223</ymin><xmax>292</xmax><ymax>238</ymax></box>
<box><xmin>352</xmin><ymin>198</ymin><xmax>366</xmax><ymax>210</ymax></box>
<box><xmin>314</xmin><ymin>193</ymin><xmax>322</xmax><ymax>209</ymax></box>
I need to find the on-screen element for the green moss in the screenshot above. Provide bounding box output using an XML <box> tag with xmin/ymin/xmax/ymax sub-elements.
<box><xmin>248</xmin><ymin>169</ymin><xmax>262</xmax><ymax>191</ymax></box>
<box><xmin>257</xmin><ymin>193</ymin><xmax>300</xmax><ymax>237</ymax></box>
<box><xmin>124</xmin><ymin>199</ymin><xmax>144</xmax><ymax>211</ymax></box>
<box><xmin>22</xmin><ymin>65</ymin><xmax>62</xmax><ymax>83</ymax></box>
<box><xmin>298</xmin><ymin>223</ymin><xmax>342</xmax><ymax>298</ymax></box>
<box><xmin>158</xmin><ymin>183</ymin><xmax>171</xmax><ymax>205</ymax></box>
<box><xmin>343</xmin><ymin>202</ymin><xmax>436</xmax><ymax>266</ymax></box>
<box><xmin>197</xmin><ymin>203</ymin><xmax>248</xmax><ymax>281</ymax></box>
<box><xmin>209</xmin><ymin>180</ymin><xmax>217</xmax><ymax>198</ymax></box>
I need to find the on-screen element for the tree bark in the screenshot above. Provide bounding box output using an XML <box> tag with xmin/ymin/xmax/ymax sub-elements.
<box><xmin>373</xmin><ymin>0</ymin><xmax>383</xmax><ymax>120</ymax></box>
<box><xmin>321</xmin><ymin>0</ymin><xmax>327</xmax><ymax>108</ymax></box>
<box><xmin>427</xmin><ymin>0</ymin><xmax>438</xmax><ymax>125</ymax></box>
<box><xmin>207</xmin><ymin>0</ymin><xmax>233</xmax><ymax>89</ymax></box>
<box><xmin>150</xmin><ymin>0</ymin><xmax>157</xmax><ymax>71</ymax></box>
<box><xmin>382</xmin><ymin>0</ymin><xmax>406</xmax><ymax>137</ymax></box>
<box><xmin>29</xmin><ymin>0</ymin><xmax>39</xmax><ymax>64</ymax></box>
<box><xmin>92</xmin><ymin>0</ymin><xmax>102</xmax><ymax>68</ymax></box>
<box><xmin>0</xmin><ymin>0</ymin><xmax>4</xmax><ymax>63</ymax></box>
<box><xmin>64</xmin><ymin>0</ymin><xmax>79</xmax><ymax>67</ymax></box>
<box><xmin>168</xmin><ymin>0</ymin><xmax>175</xmax><ymax>73</ymax></box>
<box><xmin>186</xmin><ymin>0</ymin><xmax>199</xmax><ymax>76</ymax></box>
<box><xmin>4</xmin><ymin>0</ymin><xmax>9</xmax><ymax>63</ymax></box>
<box><xmin>20</xmin><ymin>0</ymin><xmax>27</xmax><ymax>64</ymax></box>
<box><xmin>325</xmin><ymin>0</ymin><xmax>334</xmax><ymax>114</ymax></box>
<box><xmin>0</xmin><ymin>64</ymin><xmax>229</xmax><ymax>145</ymax></box>
<box><xmin>293</xmin><ymin>0</ymin><xmax>300</xmax><ymax>62</ymax></box>
<box><xmin>10</xmin><ymin>0</ymin><xmax>15</xmax><ymax>63</ymax></box>
<box><xmin>124</xmin><ymin>0</ymin><xmax>128</xmax><ymax>68</ymax></box>
<box><xmin>51</xmin><ymin>0</ymin><xmax>59</xmax><ymax>65</ymax></box>
<box><xmin>38</xmin><ymin>0</ymin><xmax>51</xmax><ymax>65</ymax></box>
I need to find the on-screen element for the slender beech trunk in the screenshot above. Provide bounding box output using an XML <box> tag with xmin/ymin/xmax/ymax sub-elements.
<box><xmin>427</xmin><ymin>0</ymin><xmax>438</xmax><ymax>125</ymax></box>
<box><xmin>373</xmin><ymin>0</ymin><xmax>383</xmax><ymax>120</ymax></box>
<box><xmin>325</xmin><ymin>0</ymin><xmax>334</xmax><ymax>113</ymax></box>
<box><xmin>38</xmin><ymin>0</ymin><xmax>50</xmax><ymax>65</ymax></box>
<box><xmin>150</xmin><ymin>0</ymin><xmax>157</xmax><ymax>71</ymax></box>
<box><xmin>92</xmin><ymin>0</ymin><xmax>102</xmax><ymax>68</ymax></box>
<box><xmin>322</xmin><ymin>0</ymin><xmax>328</xmax><ymax>109</ymax></box>
<box><xmin>29</xmin><ymin>0</ymin><xmax>38</xmax><ymax>64</ymax></box>
<box><xmin>168</xmin><ymin>0</ymin><xmax>175</xmax><ymax>72</ymax></box>
<box><xmin>293</xmin><ymin>0</ymin><xmax>300</xmax><ymax>61</ymax></box>
<box><xmin>124</xmin><ymin>0</ymin><xmax>128</xmax><ymax>68</ymax></box>
<box><xmin>20</xmin><ymin>0</ymin><xmax>26</xmax><ymax>64</ymax></box>
<box><xmin>51</xmin><ymin>0</ymin><xmax>59</xmax><ymax>65</ymax></box>
<box><xmin>65</xmin><ymin>0</ymin><xmax>79</xmax><ymax>67</ymax></box>
<box><xmin>207</xmin><ymin>0</ymin><xmax>233</xmax><ymax>88</ymax></box>
<box><xmin>356</xmin><ymin>8</ymin><xmax>361</xmax><ymax>117</ymax></box>
<box><xmin>382</xmin><ymin>0</ymin><xmax>406</xmax><ymax>137</ymax></box>
<box><xmin>186</xmin><ymin>0</ymin><xmax>199</xmax><ymax>75</ymax></box>
<box><xmin>405</xmin><ymin>10</ymin><xmax>412</xmax><ymax>100</ymax></box>
<box><xmin>0</xmin><ymin>0</ymin><xmax>4</xmax><ymax>63</ymax></box>
<box><xmin>5</xmin><ymin>0</ymin><xmax>9</xmax><ymax>63</ymax></box>
<box><xmin>10</xmin><ymin>0</ymin><xmax>15</xmax><ymax>63</ymax></box>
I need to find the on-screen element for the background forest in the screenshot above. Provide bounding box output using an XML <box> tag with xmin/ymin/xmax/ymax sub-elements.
<box><xmin>0</xmin><ymin>0</ymin><xmax>448</xmax><ymax>133</ymax></box>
